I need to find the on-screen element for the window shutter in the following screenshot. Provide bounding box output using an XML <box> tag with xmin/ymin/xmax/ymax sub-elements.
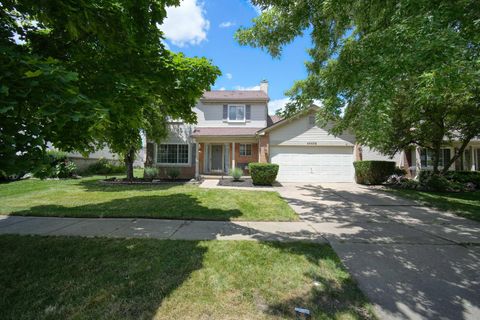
<box><xmin>223</xmin><ymin>105</ymin><xmax>228</xmax><ymax>120</ymax></box>
<box><xmin>246</xmin><ymin>105</ymin><xmax>251</xmax><ymax>120</ymax></box>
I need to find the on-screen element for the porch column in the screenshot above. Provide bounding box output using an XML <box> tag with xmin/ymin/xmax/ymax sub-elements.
<box><xmin>415</xmin><ymin>147</ymin><xmax>421</xmax><ymax>178</ymax></box>
<box><xmin>195</xmin><ymin>141</ymin><xmax>199</xmax><ymax>179</ymax></box>
<box><xmin>232</xmin><ymin>142</ymin><xmax>236</xmax><ymax>169</ymax></box>
<box><xmin>471</xmin><ymin>146</ymin><xmax>476</xmax><ymax>171</ymax></box>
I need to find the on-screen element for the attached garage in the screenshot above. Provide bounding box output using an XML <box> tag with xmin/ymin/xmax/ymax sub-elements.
<box><xmin>270</xmin><ymin>146</ymin><xmax>354</xmax><ymax>182</ymax></box>
<box><xmin>259</xmin><ymin>108</ymin><xmax>356</xmax><ymax>183</ymax></box>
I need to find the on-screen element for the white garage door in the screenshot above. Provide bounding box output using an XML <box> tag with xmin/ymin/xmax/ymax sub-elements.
<box><xmin>270</xmin><ymin>146</ymin><xmax>354</xmax><ymax>182</ymax></box>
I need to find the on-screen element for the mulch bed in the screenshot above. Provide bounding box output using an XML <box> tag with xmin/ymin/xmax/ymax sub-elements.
<box><xmin>217</xmin><ymin>178</ymin><xmax>273</xmax><ymax>188</ymax></box>
<box><xmin>100</xmin><ymin>177</ymin><xmax>195</xmax><ymax>185</ymax></box>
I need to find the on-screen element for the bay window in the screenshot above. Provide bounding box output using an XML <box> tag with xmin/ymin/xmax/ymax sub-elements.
<box><xmin>157</xmin><ymin>144</ymin><xmax>189</xmax><ymax>164</ymax></box>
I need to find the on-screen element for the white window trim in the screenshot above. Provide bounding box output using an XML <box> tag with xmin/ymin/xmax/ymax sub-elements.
<box><xmin>155</xmin><ymin>143</ymin><xmax>191</xmax><ymax>167</ymax></box>
<box><xmin>228</xmin><ymin>104</ymin><xmax>246</xmax><ymax>123</ymax></box>
<box><xmin>239</xmin><ymin>143</ymin><xmax>252</xmax><ymax>156</ymax></box>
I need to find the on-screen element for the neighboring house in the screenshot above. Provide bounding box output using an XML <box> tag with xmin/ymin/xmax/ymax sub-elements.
<box><xmin>145</xmin><ymin>80</ymin><xmax>480</xmax><ymax>182</ymax></box>
<box><xmin>49</xmin><ymin>136</ymin><xmax>146</xmax><ymax>171</ymax></box>
<box><xmin>364</xmin><ymin>142</ymin><xmax>480</xmax><ymax>178</ymax></box>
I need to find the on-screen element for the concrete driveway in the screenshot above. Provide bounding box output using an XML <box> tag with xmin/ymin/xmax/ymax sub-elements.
<box><xmin>276</xmin><ymin>183</ymin><xmax>480</xmax><ymax>320</ymax></box>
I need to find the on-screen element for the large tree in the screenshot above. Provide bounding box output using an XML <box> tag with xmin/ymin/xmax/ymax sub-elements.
<box><xmin>236</xmin><ymin>0</ymin><xmax>480</xmax><ymax>174</ymax></box>
<box><xmin>1</xmin><ymin>0</ymin><xmax>220</xmax><ymax>179</ymax></box>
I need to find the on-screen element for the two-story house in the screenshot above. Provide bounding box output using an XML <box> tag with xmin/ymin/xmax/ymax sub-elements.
<box><xmin>144</xmin><ymin>80</ymin><xmax>480</xmax><ymax>182</ymax></box>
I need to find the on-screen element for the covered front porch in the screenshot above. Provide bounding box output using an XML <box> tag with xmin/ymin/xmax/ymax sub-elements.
<box><xmin>194</xmin><ymin>139</ymin><xmax>259</xmax><ymax>178</ymax></box>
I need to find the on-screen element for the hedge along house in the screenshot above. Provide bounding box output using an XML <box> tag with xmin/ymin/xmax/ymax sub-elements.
<box><xmin>144</xmin><ymin>81</ymin><xmax>480</xmax><ymax>182</ymax></box>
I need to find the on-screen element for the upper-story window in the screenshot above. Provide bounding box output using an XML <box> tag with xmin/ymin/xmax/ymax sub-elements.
<box><xmin>228</xmin><ymin>105</ymin><xmax>245</xmax><ymax>122</ymax></box>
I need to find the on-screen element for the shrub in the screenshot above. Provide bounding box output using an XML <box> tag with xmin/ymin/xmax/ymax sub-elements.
<box><xmin>393</xmin><ymin>167</ymin><xmax>407</xmax><ymax>176</ymax></box>
<box><xmin>353</xmin><ymin>161</ymin><xmax>396</xmax><ymax>185</ymax></box>
<box><xmin>229</xmin><ymin>168</ymin><xmax>243</xmax><ymax>181</ymax></box>
<box><xmin>248</xmin><ymin>163</ymin><xmax>279</xmax><ymax>185</ymax></box>
<box><xmin>55</xmin><ymin>161</ymin><xmax>77</xmax><ymax>178</ymax></box>
<box><xmin>444</xmin><ymin>171</ymin><xmax>480</xmax><ymax>187</ymax></box>
<box><xmin>33</xmin><ymin>150</ymin><xmax>76</xmax><ymax>179</ymax></box>
<box><xmin>418</xmin><ymin>170</ymin><xmax>460</xmax><ymax>192</ymax></box>
<box><xmin>85</xmin><ymin>159</ymin><xmax>125</xmax><ymax>175</ymax></box>
<box><xmin>166</xmin><ymin>167</ymin><xmax>180</xmax><ymax>180</ymax></box>
<box><xmin>144</xmin><ymin>167</ymin><xmax>158</xmax><ymax>179</ymax></box>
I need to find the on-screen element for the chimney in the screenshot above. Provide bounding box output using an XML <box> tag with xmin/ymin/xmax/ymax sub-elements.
<box><xmin>260</xmin><ymin>80</ymin><xmax>269</xmax><ymax>95</ymax></box>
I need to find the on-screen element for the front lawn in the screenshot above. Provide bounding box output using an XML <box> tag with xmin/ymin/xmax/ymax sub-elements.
<box><xmin>391</xmin><ymin>189</ymin><xmax>480</xmax><ymax>222</ymax></box>
<box><xmin>0</xmin><ymin>235</ymin><xmax>374</xmax><ymax>319</ymax></box>
<box><xmin>0</xmin><ymin>177</ymin><xmax>297</xmax><ymax>221</ymax></box>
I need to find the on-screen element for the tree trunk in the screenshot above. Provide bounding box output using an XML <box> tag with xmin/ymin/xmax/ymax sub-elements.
<box><xmin>432</xmin><ymin>143</ymin><xmax>441</xmax><ymax>174</ymax></box>
<box><xmin>124</xmin><ymin>148</ymin><xmax>135</xmax><ymax>181</ymax></box>
<box><xmin>441</xmin><ymin>137</ymin><xmax>472</xmax><ymax>174</ymax></box>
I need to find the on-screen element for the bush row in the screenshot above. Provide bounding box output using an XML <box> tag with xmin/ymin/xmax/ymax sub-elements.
<box><xmin>353</xmin><ymin>160</ymin><xmax>396</xmax><ymax>185</ymax></box>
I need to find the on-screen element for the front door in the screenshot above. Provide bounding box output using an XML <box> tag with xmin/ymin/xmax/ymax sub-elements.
<box><xmin>210</xmin><ymin>145</ymin><xmax>223</xmax><ymax>172</ymax></box>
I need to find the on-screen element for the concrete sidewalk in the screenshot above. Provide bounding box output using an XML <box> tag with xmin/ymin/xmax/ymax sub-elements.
<box><xmin>0</xmin><ymin>215</ymin><xmax>325</xmax><ymax>242</ymax></box>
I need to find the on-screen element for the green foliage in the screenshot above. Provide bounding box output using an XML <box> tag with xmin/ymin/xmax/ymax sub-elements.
<box><xmin>84</xmin><ymin>159</ymin><xmax>124</xmax><ymax>176</ymax></box>
<box><xmin>393</xmin><ymin>167</ymin><xmax>407</xmax><ymax>177</ymax></box>
<box><xmin>33</xmin><ymin>150</ymin><xmax>76</xmax><ymax>179</ymax></box>
<box><xmin>144</xmin><ymin>167</ymin><xmax>158</xmax><ymax>179</ymax></box>
<box><xmin>229</xmin><ymin>168</ymin><xmax>243</xmax><ymax>181</ymax></box>
<box><xmin>236</xmin><ymin>1</ymin><xmax>480</xmax><ymax>173</ymax></box>
<box><xmin>248</xmin><ymin>163</ymin><xmax>279</xmax><ymax>186</ymax></box>
<box><xmin>353</xmin><ymin>161</ymin><xmax>396</xmax><ymax>185</ymax></box>
<box><xmin>166</xmin><ymin>168</ymin><xmax>180</xmax><ymax>180</ymax></box>
<box><xmin>0</xmin><ymin>0</ymin><xmax>220</xmax><ymax>180</ymax></box>
<box><xmin>418</xmin><ymin>171</ymin><xmax>451</xmax><ymax>192</ymax></box>
<box><xmin>444</xmin><ymin>171</ymin><xmax>480</xmax><ymax>187</ymax></box>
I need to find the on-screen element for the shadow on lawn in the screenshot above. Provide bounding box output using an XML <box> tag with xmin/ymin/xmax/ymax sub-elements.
<box><xmin>0</xmin><ymin>234</ymin><xmax>372</xmax><ymax>320</ymax></box>
<box><xmin>262</xmin><ymin>242</ymin><xmax>373</xmax><ymax>319</ymax></box>
<box><xmin>0</xmin><ymin>235</ymin><xmax>207</xmax><ymax>319</ymax></box>
<box><xmin>12</xmin><ymin>193</ymin><xmax>243</xmax><ymax>220</ymax></box>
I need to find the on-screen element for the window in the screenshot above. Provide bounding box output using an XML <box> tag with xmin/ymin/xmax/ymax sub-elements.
<box><xmin>308</xmin><ymin>115</ymin><xmax>316</xmax><ymax>126</ymax></box>
<box><xmin>239</xmin><ymin>144</ymin><xmax>252</xmax><ymax>156</ymax></box>
<box><xmin>157</xmin><ymin>144</ymin><xmax>189</xmax><ymax>164</ymax></box>
<box><xmin>420</xmin><ymin>148</ymin><xmax>451</xmax><ymax>168</ymax></box>
<box><xmin>228</xmin><ymin>105</ymin><xmax>245</xmax><ymax>122</ymax></box>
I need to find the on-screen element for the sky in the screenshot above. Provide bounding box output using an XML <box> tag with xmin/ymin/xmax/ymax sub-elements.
<box><xmin>159</xmin><ymin>0</ymin><xmax>312</xmax><ymax>114</ymax></box>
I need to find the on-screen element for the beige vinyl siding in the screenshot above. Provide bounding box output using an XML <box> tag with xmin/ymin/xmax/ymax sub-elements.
<box><xmin>362</xmin><ymin>147</ymin><xmax>402</xmax><ymax>165</ymax></box>
<box><xmin>269</xmin><ymin>115</ymin><xmax>355</xmax><ymax>146</ymax></box>
<box><xmin>194</xmin><ymin>102</ymin><xmax>267</xmax><ymax>128</ymax></box>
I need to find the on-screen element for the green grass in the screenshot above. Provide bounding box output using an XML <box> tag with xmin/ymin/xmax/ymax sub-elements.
<box><xmin>390</xmin><ymin>189</ymin><xmax>480</xmax><ymax>222</ymax></box>
<box><xmin>0</xmin><ymin>235</ymin><xmax>374</xmax><ymax>320</ymax></box>
<box><xmin>0</xmin><ymin>176</ymin><xmax>297</xmax><ymax>221</ymax></box>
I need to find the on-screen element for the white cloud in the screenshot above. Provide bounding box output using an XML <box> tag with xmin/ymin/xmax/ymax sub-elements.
<box><xmin>159</xmin><ymin>0</ymin><xmax>209</xmax><ymax>47</ymax></box>
<box><xmin>234</xmin><ymin>85</ymin><xmax>260</xmax><ymax>90</ymax></box>
<box><xmin>268</xmin><ymin>97</ymin><xmax>290</xmax><ymax>115</ymax></box>
<box><xmin>225</xmin><ymin>73</ymin><xmax>233</xmax><ymax>80</ymax></box>
<box><xmin>219</xmin><ymin>21</ymin><xmax>235</xmax><ymax>28</ymax></box>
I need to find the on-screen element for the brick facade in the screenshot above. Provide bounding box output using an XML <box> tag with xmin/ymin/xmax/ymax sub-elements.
<box><xmin>258</xmin><ymin>134</ymin><xmax>269</xmax><ymax>163</ymax></box>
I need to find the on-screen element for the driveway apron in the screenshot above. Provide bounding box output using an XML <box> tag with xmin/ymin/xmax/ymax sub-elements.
<box><xmin>276</xmin><ymin>182</ymin><xmax>480</xmax><ymax>320</ymax></box>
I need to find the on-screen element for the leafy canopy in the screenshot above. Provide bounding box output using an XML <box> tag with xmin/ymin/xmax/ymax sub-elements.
<box><xmin>1</xmin><ymin>0</ymin><xmax>220</xmax><ymax>177</ymax></box>
<box><xmin>236</xmin><ymin>0</ymin><xmax>480</xmax><ymax>172</ymax></box>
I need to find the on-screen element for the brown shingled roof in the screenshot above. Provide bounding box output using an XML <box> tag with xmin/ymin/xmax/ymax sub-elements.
<box><xmin>267</xmin><ymin>114</ymin><xmax>283</xmax><ymax>127</ymax></box>
<box><xmin>192</xmin><ymin>127</ymin><xmax>262</xmax><ymax>137</ymax></box>
<box><xmin>201</xmin><ymin>90</ymin><xmax>269</xmax><ymax>102</ymax></box>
